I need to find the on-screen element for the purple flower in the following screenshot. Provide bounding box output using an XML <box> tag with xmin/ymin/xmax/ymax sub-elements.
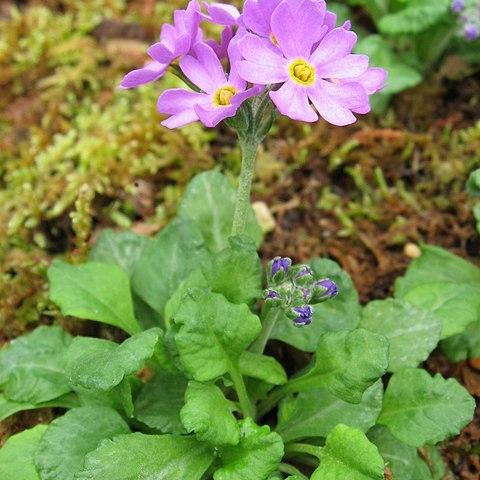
<box><xmin>295</xmin><ymin>266</ymin><xmax>312</xmax><ymax>279</ymax></box>
<box><xmin>237</xmin><ymin>0</ymin><xmax>386</xmax><ymax>126</ymax></box>
<box><xmin>205</xmin><ymin>26</ymin><xmax>234</xmax><ymax>59</ymax></box>
<box><xmin>157</xmin><ymin>42</ymin><xmax>261</xmax><ymax>128</ymax></box>
<box><xmin>265</xmin><ymin>289</ymin><xmax>282</xmax><ymax>301</ymax></box>
<box><xmin>315</xmin><ymin>279</ymin><xmax>338</xmax><ymax>300</ymax></box>
<box><xmin>292</xmin><ymin>305</ymin><xmax>313</xmax><ymax>326</ymax></box>
<box><xmin>241</xmin><ymin>0</ymin><xmax>283</xmax><ymax>47</ymax></box>
<box><xmin>451</xmin><ymin>0</ymin><xmax>465</xmax><ymax>13</ymax></box>
<box><xmin>119</xmin><ymin>0</ymin><xmax>202</xmax><ymax>89</ymax></box>
<box><xmin>271</xmin><ymin>256</ymin><xmax>291</xmax><ymax>276</ymax></box>
<box><xmin>464</xmin><ymin>24</ymin><xmax>479</xmax><ymax>41</ymax></box>
<box><xmin>202</xmin><ymin>1</ymin><xmax>241</xmax><ymax>26</ymax></box>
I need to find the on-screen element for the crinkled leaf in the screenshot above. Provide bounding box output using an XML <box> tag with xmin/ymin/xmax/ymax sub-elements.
<box><xmin>214</xmin><ymin>418</ymin><xmax>284</xmax><ymax>480</ymax></box>
<box><xmin>360</xmin><ymin>299</ymin><xmax>441</xmax><ymax>372</ymax></box>
<box><xmin>240</xmin><ymin>351</ymin><xmax>287</xmax><ymax>386</ymax></box>
<box><xmin>0</xmin><ymin>392</ymin><xmax>79</xmax><ymax>421</ymax></box>
<box><xmin>173</xmin><ymin>289</ymin><xmax>261</xmax><ymax>381</ymax></box>
<box><xmin>35</xmin><ymin>406</ymin><xmax>131</xmax><ymax>480</ymax></box>
<box><xmin>180</xmin><ymin>381</ymin><xmax>239</xmax><ymax>446</ymax></box>
<box><xmin>89</xmin><ymin>229</ymin><xmax>148</xmax><ymax>278</ymax></box>
<box><xmin>378</xmin><ymin>368</ymin><xmax>475</xmax><ymax>447</ymax></box>
<box><xmin>0</xmin><ymin>326</ymin><xmax>72</xmax><ymax>403</ymax></box>
<box><xmin>202</xmin><ymin>235</ymin><xmax>263</xmax><ymax>305</ymax></box>
<box><xmin>178</xmin><ymin>171</ymin><xmax>262</xmax><ymax>253</ymax></box>
<box><xmin>65</xmin><ymin>328</ymin><xmax>161</xmax><ymax>391</ymax></box>
<box><xmin>131</xmin><ymin>219</ymin><xmax>209</xmax><ymax>316</ymax></box>
<box><xmin>395</xmin><ymin>245</ymin><xmax>480</xmax><ymax>339</ymax></box>
<box><xmin>396</xmin><ymin>245</ymin><xmax>480</xmax><ymax>294</ymax></box>
<box><xmin>0</xmin><ymin>424</ymin><xmax>48</xmax><ymax>480</ymax></box>
<box><xmin>133</xmin><ymin>371</ymin><xmax>188</xmax><ymax>434</ymax></box>
<box><xmin>367</xmin><ymin>425</ymin><xmax>416</xmax><ymax>480</ymax></box>
<box><xmin>48</xmin><ymin>260</ymin><xmax>141</xmax><ymax>335</ymax></box>
<box><xmin>378</xmin><ymin>0</ymin><xmax>450</xmax><ymax>35</ymax></box>
<box><xmin>164</xmin><ymin>268</ymin><xmax>208</xmax><ymax>327</ymax></box>
<box><xmin>277</xmin><ymin>380</ymin><xmax>383</xmax><ymax>443</ymax></box>
<box><xmin>271</xmin><ymin>259</ymin><xmax>361</xmax><ymax>352</ymax></box>
<box><xmin>287</xmin><ymin>329</ymin><xmax>389</xmax><ymax>403</ymax></box>
<box><xmin>312</xmin><ymin>424</ymin><xmax>384</xmax><ymax>480</ymax></box>
<box><xmin>440</xmin><ymin>320</ymin><xmax>480</xmax><ymax>362</ymax></box>
<box><xmin>75</xmin><ymin>433</ymin><xmax>215</xmax><ymax>480</ymax></box>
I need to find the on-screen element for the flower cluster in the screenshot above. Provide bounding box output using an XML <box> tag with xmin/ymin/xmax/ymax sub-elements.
<box><xmin>451</xmin><ymin>0</ymin><xmax>480</xmax><ymax>41</ymax></box>
<box><xmin>264</xmin><ymin>256</ymin><xmax>338</xmax><ymax>327</ymax></box>
<box><xmin>120</xmin><ymin>0</ymin><xmax>387</xmax><ymax>128</ymax></box>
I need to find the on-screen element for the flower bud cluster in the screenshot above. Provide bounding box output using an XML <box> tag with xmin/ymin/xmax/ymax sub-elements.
<box><xmin>264</xmin><ymin>256</ymin><xmax>338</xmax><ymax>327</ymax></box>
<box><xmin>451</xmin><ymin>0</ymin><xmax>480</xmax><ymax>41</ymax></box>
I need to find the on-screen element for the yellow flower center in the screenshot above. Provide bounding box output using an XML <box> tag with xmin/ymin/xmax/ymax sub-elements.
<box><xmin>289</xmin><ymin>59</ymin><xmax>315</xmax><ymax>86</ymax></box>
<box><xmin>269</xmin><ymin>32</ymin><xmax>279</xmax><ymax>47</ymax></box>
<box><xmin>213</xmin><ymin>86</ymin><xmax>237</xmax><ymax>106</ymax></box>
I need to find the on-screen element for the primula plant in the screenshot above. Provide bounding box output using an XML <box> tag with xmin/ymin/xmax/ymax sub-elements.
<box><xmin>0</xmin><ymin>1</ymin><xmax>476</xmax><ymax>480</ymax></box>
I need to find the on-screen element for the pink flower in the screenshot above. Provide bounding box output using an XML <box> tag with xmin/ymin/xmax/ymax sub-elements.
<box><xmin>118</xmin><ymin>0</ymin><xmax>202</xmax><ymax>89</ymax></box>
<box><xmin>157</xmin><ymin>42</ymin><xmax>262</xmax><ymax>128</ymax></box>
<box><xmin>237</xmin><ymin>0</ymin><xmax>386</xmax><ymax>125</ymax></box>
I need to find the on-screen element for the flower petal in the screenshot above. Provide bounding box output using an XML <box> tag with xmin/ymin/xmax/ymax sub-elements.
<box><xmin>202</xmin><ymin>1</ymin><xmax>240</xmax><ymax>25</ymax></box>
<box><xmin>270</xmin><ymin>81</ymin><xmax>318</xmax><ymax>122</ymax></box>
<box><xmin>353</xmin><ymin>67</ymin><xmax>388</xmax><ymax>94</ymax></box>
<box><xmin>309</xmin><ymin>80</ymin><xmax>367</xmax><ymax>126</ymax></box>
<box><xmin>242</xmin><ymin>0</ymin><xmax>271</xmax><ymax>36</ymax></box>
<box><xmin>237</xmin><ymin>60</ymin><xmax>288</xmax><ymax>85</ymax></box>
<box><xmin>310</xmin><ymin>27</ymin><xmax>357</xmax><ymax>67</ymax></box>
<box><xmin>157</xmin><ymin>89</ymin><xmax>208</xmax><ymax>128</ymax></box>
<box><xmin>316</xmin><ymin>54</ymin><xmax>369</xmax><ymax>79</ymax></box>
<box><xmin>118</xmin><ymin>61</ymin><xmax>168</xmax><ymax>89</ymax></box>
<box><xmin>194</xmin><ymin>103</ymin><xmax>237</xmax><ymax>127</ymax></box>
<box><xmin>179</xmin><ymin>42</ymin><xmax>227</xmax><ymax>93</ymax></box>
<box><xmin>271</xmin><ymin>0</ymin><xmax>326</xmax><ymax>58</ymax></box>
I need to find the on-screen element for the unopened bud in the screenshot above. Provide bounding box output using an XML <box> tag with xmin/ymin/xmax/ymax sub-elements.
<box><xmin>311</xmin><ymin>278</ymin><xmax>338</xmax><ymax>303</ymax></box>
<box><xmin>290</xmin><ymin>305</ymin><xmax>313</xmax><ymax>326</ymax></box>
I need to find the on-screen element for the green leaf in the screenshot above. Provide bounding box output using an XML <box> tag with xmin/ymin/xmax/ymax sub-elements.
<box><xmin>277</xmin><ymin>380</ymin><xmax>383</xmax><ymax>443</ymax></box>
<box><xmin>378</xmin><ymin>368</ymin><xmax>475</xmax><ymax>447</ymax></box>
<box><xmin>35</xmin><ymin>406</ymin><xmax>131</xmax><ymax>480</ymax></box>
<box><xmin>131</xmin><ymin>219</ymin><xmax>209</xmax><ymax>315</ymax></box>
<box><xmin>0</xmin><ymin>392</ymin><xmax>79</xmax><ymax>421</ymax></box>
<box><xmin>180</xmin><ymin>381</ymin><xmax>240</xmax><ymax>446</ymax></box>
<box><xmin>164</xmin><ymin>268</ymin><xmax>209</xmax><ymax>327</ymax></box>
<box><xmin>396</xmin><ymin>244</ymin><xmax>480</xmax><ymax>292</ymax></box>
<box><xmin>178</xmin><ymin>171</ymin><xmax>262</xmax><ymax>253</ymax></box>
<box><xmin>75</xmin><ymin>433</ymin><xmax>215</xmax><ymax>480</ymax></box>
<box><xmin>133</xmin><ymin>371</ymin><xmax>188</xmax><ymax>434</ymax></box>
<box><xmin>239</xmin><ymin>351</ymin><xmax>287</xmax><ymax>386</ymax></box>
<box><xmin>48</xmin><ymin>260</ymin><xmax>141</xmax><ymax>335</ymax></box>
<box><xmin>89</xmin><ymin>229</ymin><xmax>148</xmax><ymax>277</ymax></box>
<box><xmin>367</xmin><ymin>425</ymin><xmax>416</xmax><ymax>480</ymax></box>
<box><xmin>440</xmin><ymin>320</ymin><xmax>480</xmax><ymax>362</ymax></box>
<box><xmin>395</xmin><ymin>245</ymin><xmax>480</xmax><ymax>339</ymax></box>
<box><xmin>287</xmin><ymin>329</ymin><xmax>389</xmax><ymax>403</ymax></box>
<box><xmin>0</xmin><ymin>424</ymin><xmax>47</xmax><ymax>480</ymax></box>
<box><xmin>65</xmin><ymin>328</ymin><xmax>161</xmax><ymax>391</ymax></box>
<box><xmin>214</xmin><ymin>418</ymin><xmax>284</xmax><ymax>480</ymax></box>
<box><xmin>360</xmin><ymin>299</ymin><xmax>441</xmax><ymax>372</ymax></box>
<box><xmin>354</xmin><ymin>35</ymin><xmax>422</xmax><ymax>97</ymax></box>
<box><xmin>467</xmin><ymin>168</ymin><xmax>480</xmax><ymax>198</ymax></box>
<box><xmin>173</xmin><ymin>289</ymin><xmax>261</xmax><ymax>382</ymax></box>
<box><xmin>0</xmin><ymin>326</ymin><xmax>72</xmax><ymax>403</ymax></box>
<box><xmin>378</xmin><ymin>0</ymin><xmax>450</xmax><ymax>35</ymax></box>
<box><xmin>271</xmin><ymin>259</ymin><xmax>361</xmax><ymax>352</ymax></box>
<box><xmin>202</xmin><ymin>235</ymin><xmax>263</xmax><ymax>305</ymax></box>
<box><xmin>312</xmin><ymin>424</ymin><xmax>384</xmax><ymax>480</ymax></box>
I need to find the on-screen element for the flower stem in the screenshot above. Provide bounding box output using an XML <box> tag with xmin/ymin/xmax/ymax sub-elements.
<box><xmin>285</xmin><ymin>443</ymin><xmax>323</xmax><ymax>460</ymax></box>
<box><xmin>249</xmin><ymin>307</ymin><xmax>282</xmax><ymax>354</ymax></box>
<box><xmin>257</xmin><ymin>383</ymin><xmax>290</xmax><ymax>418</ymax></box>
<box><xmin>231</xmin><ymin>136</ymin><xmax>260</xmax><ymax>236</ymax></box>
<box><xmin>229</xmin><ymin>361</ymin><xmax>256</xmax><ymax>420</ymax></box>
<box><xmin>278</xmin><ymin>463</ymin><xmax>309</xmax><ymax>479</ymax></box>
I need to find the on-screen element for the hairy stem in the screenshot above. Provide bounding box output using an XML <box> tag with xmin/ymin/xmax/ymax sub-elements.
<box><xmin>285</xmin><ymin>443</ymin><xmax>323</xmax><ymax>460</ymax></box>
<box><xmin>229</xmin><ymin>362</ymin><xmax>256</xmax><ymax>420</ymax></box>
<box><xmin>231</xmin><ymin>137</ymin><xmax>260</xmax><ymax>236</ymax></box>
<box><xmin>249</xmin><ymin>308</ymin><xmax>282</xmax><ymax>354</ymax></box>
